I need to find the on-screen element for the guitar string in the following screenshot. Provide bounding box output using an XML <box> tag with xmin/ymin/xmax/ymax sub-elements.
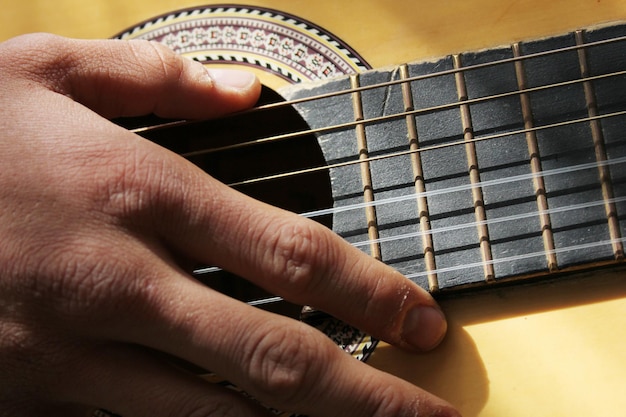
<box><xmin>131</xmin><ymin>31</ymin><xmax>626</xmax><ymax>136</ymax></box>
<box><xmin>193</xmin><ymin>159</ymin><xmax>626</xmax><ymax>277</ymax></box>
<box><xmin>179</xmin><ymin>69</ymin><xmax>626</xmax><ymax>160</ymax></box>
<box><xmin>224</xmin><ymin>109</ymin><xmax>626</xmax><ymax>188</ymax></box>
<box><xmin>237</xmin><ymin>236</ymin><xmax>626</xmax><ymax>306</ymax></box>
<box><xmin>197</xmin><ymin>132</ymin><xmax>626</xmax><ymax>304</ymax></box>
<box><xmin>350</xmin><ymin>196</ymin><xmax>626</xmax><ymax>249</ymax></box>
<box><xmin>297</xmin><ymin>156</ymin><xmax>626</xmax><ymax>219</ymax></box>
<box><xmin>194</xmin><ymin>194</ymin><xmax>626</xmax><ymax>277</ymax></box>
<box><xmin>362</xmin><ymin>194</ymin><xmax>626</xmax><ymax>280</ymax></box>
<box><xmin>128</xmin><ymin>31</ymin><xmax>626</xmax><ymax>198</ymax></box>
<box><xmin>169</xmin><ymin>30</ymin><xmax>626</xmax><ymax>303</ymax></box>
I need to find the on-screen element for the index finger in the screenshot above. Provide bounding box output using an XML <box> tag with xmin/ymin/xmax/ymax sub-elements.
<box><xmin>153</xmin><ymin>168</ymin><xmax>447</xmax><ymax>352</ymax></box>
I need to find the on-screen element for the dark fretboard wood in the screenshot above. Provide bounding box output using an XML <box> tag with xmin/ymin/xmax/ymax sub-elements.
<box><xmin>282</xmin><ymin>22</ymin><xmax>626</xmax><ymax>292</ymax></box>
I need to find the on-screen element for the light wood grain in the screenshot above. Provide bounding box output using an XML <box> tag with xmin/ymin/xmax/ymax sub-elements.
<box><xmin>3</xmin><ymin>0</ymin><xmax>626</xmax><ymax>65</ymax></box>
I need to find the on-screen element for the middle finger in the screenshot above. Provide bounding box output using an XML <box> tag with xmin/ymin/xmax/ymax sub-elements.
<box><xmin>147</xmin><ymin>163</ymin><xmax>446</xmax><ymax>352</ymax></box>
<box><xmin>92</xmin><ymin>257</ymin><xmax>458</xmax><ymax>417</ymax></box>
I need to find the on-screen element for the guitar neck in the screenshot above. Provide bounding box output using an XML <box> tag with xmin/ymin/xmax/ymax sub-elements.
<box><xmin>281</xmin><ymin>22</ymin><xmax>626</xmax><ymax>293</ymax></box>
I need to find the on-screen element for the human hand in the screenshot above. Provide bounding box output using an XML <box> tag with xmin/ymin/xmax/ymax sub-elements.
<box><xmin>0</xmin><ymin>33</ymin><xmax>459</xmax><ymax>417</ymax></box>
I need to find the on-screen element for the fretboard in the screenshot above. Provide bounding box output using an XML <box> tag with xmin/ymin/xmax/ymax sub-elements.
<box><xmin>281</xmin><ymin>22</ymin><xmax>626</xmax><ymax>292</ymax></box>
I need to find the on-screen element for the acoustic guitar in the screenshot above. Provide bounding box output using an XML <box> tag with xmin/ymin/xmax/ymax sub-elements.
<box><xmin>2</xmin><ymin>2</ymin><xmax>626</xmax><ymax>417</ymax></box>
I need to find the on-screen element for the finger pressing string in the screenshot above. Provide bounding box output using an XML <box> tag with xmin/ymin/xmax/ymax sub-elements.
<box><xmin>136</xmin><ymin>163</ymin><xmax>447</xmax><ymax>350</ymax></box>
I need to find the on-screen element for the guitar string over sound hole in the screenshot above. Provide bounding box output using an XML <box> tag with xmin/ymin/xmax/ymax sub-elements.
<box><xmin>117</xmin><ymin>87</ymin><xmax>334</xmax><ymax>318</ymax></box>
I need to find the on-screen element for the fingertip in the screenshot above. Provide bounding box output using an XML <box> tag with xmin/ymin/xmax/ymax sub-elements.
<box><xmin>16</xmin><ymin>35</ymin><xmax>263</xmax><ymax>120</ymax></box>
<box><xmin>207</xmin><ymin>68</ymin><xmax>259</xmax><ymax>91</ymax></box>
<box><xmin>402</xmin><ymin>305</ymin><xmax>448</xmax><ymax>351</ymax></box>
<box><xmin>182</xmin><ymin>61</ymin><xmax>261</xmax><ymax>118</ymax></box>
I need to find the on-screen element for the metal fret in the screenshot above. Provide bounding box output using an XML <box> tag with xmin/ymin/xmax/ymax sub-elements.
<box><xmin>350</xmin><ymin>74</ymin><xmax>382</xmax><ymax>260</ymax></box>
<box><xmin>453</xmin><ymin>54</ymin><xmax>496</xmax><ymax>282</ymax></box>
<box><xmin>512</xmin><ymin>42</ymin><xmax>559</xmax><ymax>271</ymax></box>
<box><xmin>399</xmin><ymin>64</ymin><xmax>439</xmax><ymax>291</ymax></box>
<box><xmin>575</xmin><ymin>30</ymin><xmax>625</xmax><ymax>260</ymax></box>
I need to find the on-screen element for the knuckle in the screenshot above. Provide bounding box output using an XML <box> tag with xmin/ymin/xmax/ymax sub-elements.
<box><xmin>94</xmin><ymin>145</ymin><xmax>185</xmax><ymax>224</ymax></box>
<box><xmin>0</xmin><ymin>33</ymin><xmax>69</xmax><ymax>79</ymax></box>
<box><xmin>266</xmin><ymin>219</ymin><xmax>333</xmax><ymax>297</ymax></box>
<box><xmin>97</xmin><ymin>148</ymin><xmax>159</xmax><ymax>217</ymax></box>
<box><xmin>243</xmin><ymin>323</ymin><xmax>328</xmax><ymax>408</ymax></box>
<box><xmin>132</xmin><ymin>39</ymin><xmax>185</xmax><ymax>85</ymax></box>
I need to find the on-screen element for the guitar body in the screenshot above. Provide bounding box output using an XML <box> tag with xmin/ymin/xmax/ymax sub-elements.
<box><xmin>2</xmin><ymin>2</ymin><xmax>626</xmax><ymax>416</ymax></box>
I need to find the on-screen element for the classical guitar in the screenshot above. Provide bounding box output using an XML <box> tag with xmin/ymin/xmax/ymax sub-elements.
<box><xmin>2</xmin><ymin>2</ymin><xmax>626</xmax><ymax>417</ymax></box>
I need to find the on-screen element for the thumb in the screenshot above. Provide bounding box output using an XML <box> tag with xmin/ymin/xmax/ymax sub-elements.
<box><xmin>1</xmin><ymin>33</ymin><xmax>261</xmax><ymax>119</ymax></box>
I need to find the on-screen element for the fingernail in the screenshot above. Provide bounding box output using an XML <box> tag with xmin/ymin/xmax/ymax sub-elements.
<box><xmin>403</xmin><ymin>306</ymin><xmax>447</xmax><ymax>351</ymax></box>
<box><xmin>207</xmin><ymin>68</ymin><xmax>257</xmax><ymax>90</ymax></box>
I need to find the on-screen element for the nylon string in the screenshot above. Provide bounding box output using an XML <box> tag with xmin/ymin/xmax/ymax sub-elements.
<box><xmin>163</xmin><ymin>31</ymin><xmax>626</xmax><ymax>301</ymax></box>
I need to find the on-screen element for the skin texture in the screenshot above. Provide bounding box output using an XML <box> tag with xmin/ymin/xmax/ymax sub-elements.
<box><xmin>0</xmin><ymin>33</ymin><xmax>460</xmax><ymax>417</ymax></box>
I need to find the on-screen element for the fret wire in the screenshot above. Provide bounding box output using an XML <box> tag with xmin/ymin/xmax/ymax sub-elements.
<box><xmin>575</xmin><ymin>30</ymin><xmax>625</xmax><ymax>260</ymax></box>
<box><xmin>453</xmin><ymin>55</ymin><xmax>495</xmax><ymax>282</ymax></box>
<box><xmin>132</xmin><ymin>32</ymin><xmax>626</xmax><ymax>135</ymax></box>
<box><xmin>226</xmin><ymin>109</ymin><xmax>626</xmax><ymax>188</ymax></box>
<box><xmin>512</xmin><ymin>42</ymin><xmax>558</xmax><ymax>271</ymax></box>
<box><xmin>350</xmin><ymin>74</ymin><xmax>382</xmax><ymax>260</ymax></box>
<box><xmin>180</xmin><ymin>69</ymin><xmax>626</xmax><ymax>159</ymax></box>
<box><xmin>399</xmin><ymin>64</ymin><xmax>439</xmax><ymax>291</ymax></box>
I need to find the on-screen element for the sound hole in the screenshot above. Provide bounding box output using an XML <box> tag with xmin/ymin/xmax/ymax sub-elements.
<box><xmin>121</xmin><ymin>87</ymin><xmax>333</xmax><ymax>318</ymax></box>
